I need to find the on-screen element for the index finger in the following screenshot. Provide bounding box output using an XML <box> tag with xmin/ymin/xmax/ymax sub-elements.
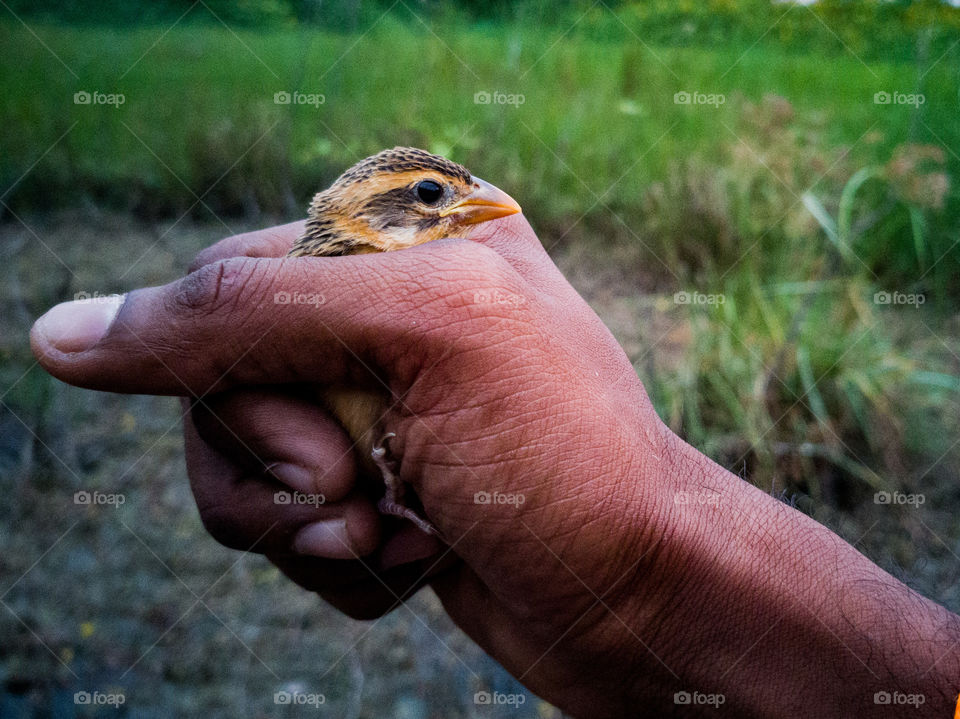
<box><xmin>188</xmin><ymin>220</ymin><xmax>307</xmax><ymax>272</ymax></box>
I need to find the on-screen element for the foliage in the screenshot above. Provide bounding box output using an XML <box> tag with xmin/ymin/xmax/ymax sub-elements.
<box><xmin>4</xmin><ymin>0</ymin><xmax>960</xmax><ymax>62</ymax></box>
<box><xmin>1</xmin><ymin>17</ymin><xmax>956</xmax><ymax>503</ymax></box>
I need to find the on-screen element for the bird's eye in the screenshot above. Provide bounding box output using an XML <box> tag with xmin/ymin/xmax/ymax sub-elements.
<box><xmin>416</xmin><ymin>179</ymin><xmax>443</xmax><ymax>205</ymax></box>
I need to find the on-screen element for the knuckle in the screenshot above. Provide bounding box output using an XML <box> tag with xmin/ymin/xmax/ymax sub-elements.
<box><xmin>445</xmin><ymin>239</ymin><xmax>513</xmax><ymax>280</ymax></box>
<box><xmin>173</xmin><ymin>257</ymin><xmax>269</xmax><ymax>318</ymax></box>
<box><xmin>430</xmin><ymin>242</ymin><xmax>535</xmax><ymax>329</ymax></box>
<box><xmin>175</xmin><ymin>261</ymin><xmax>228</xmax><ymax>315</ymax></box>
<box><xmin>375</xmin><ymin>241</ymin><xmax>536</xmax><ymax>368</ymax></box>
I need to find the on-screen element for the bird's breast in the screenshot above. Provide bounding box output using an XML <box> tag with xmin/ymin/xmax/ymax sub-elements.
<box><xmin>319</xmin><ymin>385</ymin><xmax>391</xmax><ymax>476</ymax></box>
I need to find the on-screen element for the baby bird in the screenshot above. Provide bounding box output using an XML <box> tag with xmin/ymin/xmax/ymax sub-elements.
<box><xmin>288</xmin><ymin>147</ymin><xmax>522</xmax><ymax>536</ymax></box>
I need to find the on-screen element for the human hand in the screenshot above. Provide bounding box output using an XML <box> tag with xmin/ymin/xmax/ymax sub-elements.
<box><xmin>31</xmin><ymin>216</ymin><xmax>960</xmax><ymax>717</ymax></box>
<box><xmin>30</xmin><ymin>214</ymin><xmax>675</xmax><ymax>713</ymax></box>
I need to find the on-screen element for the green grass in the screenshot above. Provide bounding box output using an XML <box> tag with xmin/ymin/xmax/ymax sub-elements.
<box><xmin>2</xmin><ymin>13</ymin><xmax>957</xmax><ymax>500</ymax></box>
<box><xmin>1</xmin><ymin>19</ymin><xmax>956</xmax><ymax>223</ymax></box>
<box><xmin>2</xmin><ymin>12</ymin><xmax>957</xmax><ymax>504</ymax></box>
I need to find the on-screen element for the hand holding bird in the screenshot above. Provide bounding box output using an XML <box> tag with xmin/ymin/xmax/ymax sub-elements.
<box><xmin>288</xmin><ymin>147</ymin><xmax>522</xmax><ymax>537</ymax></box>
<box><xmin>32</xmin><ymin>148</ymin><xmax>958</xmax><ymax>719</ymax></box>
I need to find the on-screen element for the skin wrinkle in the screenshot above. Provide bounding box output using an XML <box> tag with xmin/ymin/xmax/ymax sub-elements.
<box><xmin>167</xmin><ymin>258</ymin><xmax>357</xmax><ymax>394</ymax></box>
<box><xmin>393</xmin><ymin>351</ymin><xmax>521</xmax><ymax>427</ymax></box>
<box><xmin>660</xmin><ymin>457</ymin><xmax>934</xmax><ymax>714</ymax></box>
<box><xmin>391</xmin><ymin>299</ymin><xmax>633</xmax><ymax>574</ymax></box>
<box><xmin>405</xmin><ymin>331</ymin><xmax>544</xmax><ymax>415</ymax></box>
<box><xmin>105</xmin><ymin>302</ymin><xmax>233</xmax><ymax>398</ymax></box>
<box><xmin>420</xmin><ymin>358</ymin><xmax>636</xmax><ymax>624</ymax></box>
<box><xmin>411</xmin><ymin>300</ymin><xmax>526</xmax><ymax>354</ymax></box>
<box><xmin>333</xmin><ymin>251</ymin><xmax>532</xmax><ymax>381</ymax></box>
<box><xmin>436</xmin><ymin>408</ymin><xmax>636</xmax><ymax>640</ymax></box>
<box><xmin>429</xmin><ymin>349</ymin><xmax>545</xmax><ymax>415</ymax></box>
<box><xmin>173</xmin><ymin>257</ymin><xmax>252</xmax><ymax>318</ymax></box>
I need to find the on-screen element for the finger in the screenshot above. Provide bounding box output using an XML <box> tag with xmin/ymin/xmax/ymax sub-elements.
<box><xmin>30</xmin><ymin>238</ymin><xmax>532</xmax><ymax>396</ymax></box>
<box><xmin>270</xmin><ymin>554</ymin><xmax>430</xmax><ymax>620</ymax></box>
<box><xmin>463</xmin><ymin>213</ymin><xmax>574</xmax><ymax>299</ymax></box>
<box><xmin>268</xmin><ymin>540</ymin><xmax>457</xmax><ymax>620</ymax></box>
<box><xmin>188</xmin><ymin>220</ymin><xmax>307</xmax><ymax>272</ymax></box>
<box><xmin>183</xmin><ymin>407</ymin><xmax>381</xmax><ymax>558</ymax></box>
<box><xmin>189</xmin><ymin>387</ymin><xmax>356</xmax><ymax>502</ymax></box>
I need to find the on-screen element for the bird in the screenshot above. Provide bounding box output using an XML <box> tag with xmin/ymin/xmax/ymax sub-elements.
<box><xmin>288</xmin><ymin>147</ymin><xmax>522</xmax><ymax>537</ymax></box>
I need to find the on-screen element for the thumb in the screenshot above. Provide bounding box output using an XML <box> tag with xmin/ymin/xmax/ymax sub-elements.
<box><xmin>29</xmin><ymin>241</ymin><xmax>521</xmax><ymax>398</ymax></box>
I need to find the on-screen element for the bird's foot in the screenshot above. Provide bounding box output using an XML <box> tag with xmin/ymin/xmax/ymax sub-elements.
<box><xmin>377</xmin><ymin>497</ymin><xmax>441</xmax><ymax>537</ymax></box>
<box><xmin>371</xmin><ymin>433</ymin><xmax>442</xmax><ymax>539</ymax></box>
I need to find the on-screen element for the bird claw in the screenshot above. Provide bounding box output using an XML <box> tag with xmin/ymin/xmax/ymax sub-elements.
<box><xmin>371</xmin><ymin>432</ymin><xmax>396</xmax><ymax>461</ymax></box>
<box><xmin>371</xmin><ymin>432</ymin><xmax>442</xmax><ymax>539</ymax></box>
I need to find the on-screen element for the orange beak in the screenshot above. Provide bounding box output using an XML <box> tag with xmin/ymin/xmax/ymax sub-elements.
<box><xmin>439</xmin><ymin>176</ymin><xmax>522</xmax><ymax>225</ymax></box>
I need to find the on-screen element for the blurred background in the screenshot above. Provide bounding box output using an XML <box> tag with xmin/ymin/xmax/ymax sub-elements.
<box><xmin>1</xmin><ymin>0</ymin><xmax>959</xmax><ymax>716</ymax></box>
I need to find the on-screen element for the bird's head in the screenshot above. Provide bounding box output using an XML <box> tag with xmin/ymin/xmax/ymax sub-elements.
<box><xmin>290</xmin><ymin>146</ymin><xmax>521</xmax><ymax>257</ymax></box>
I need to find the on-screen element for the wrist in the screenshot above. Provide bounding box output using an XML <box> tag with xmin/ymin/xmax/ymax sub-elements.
<box><xmin>611</xmin><ymin>430</ymin><xmax>960</xmax><ymax>717</ymax></box>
